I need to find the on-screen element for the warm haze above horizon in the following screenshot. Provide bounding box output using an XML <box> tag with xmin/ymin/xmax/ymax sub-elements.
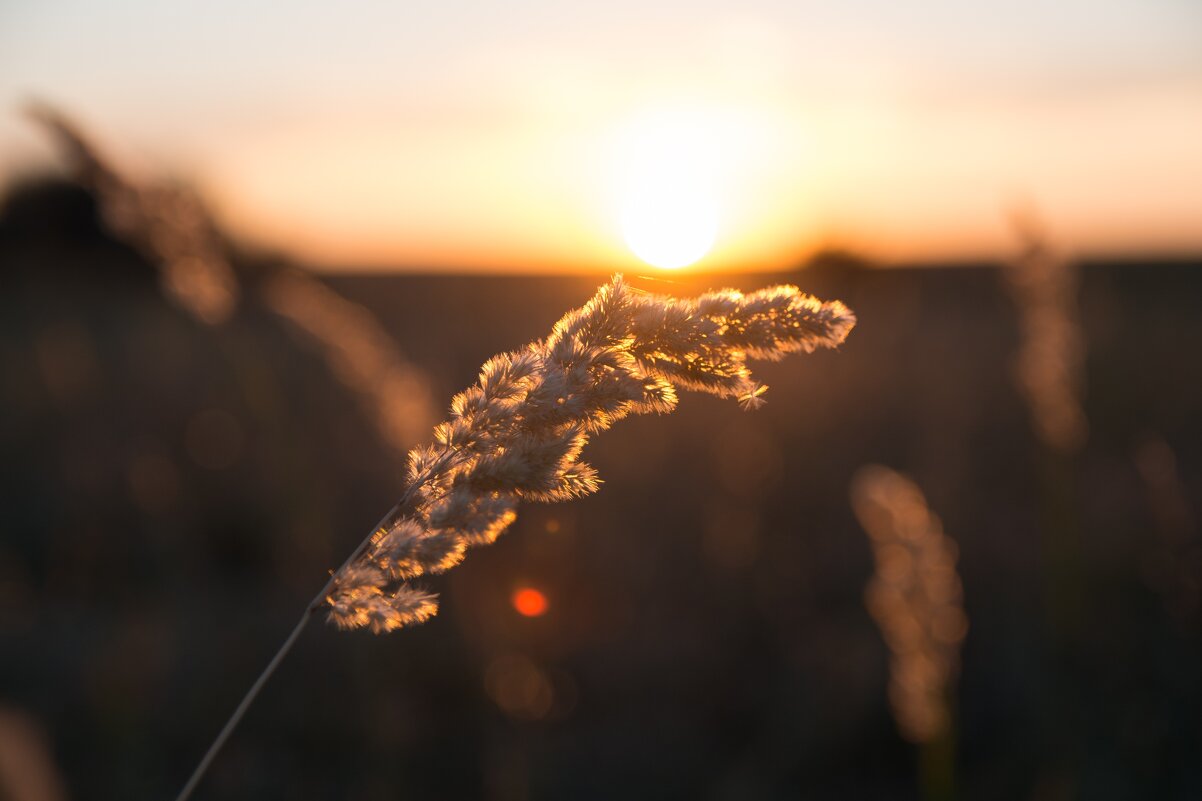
<box><xmin>2</xmin><ymin>0</ymin><xmax>1201</xmax><ymax>272</ymax></box>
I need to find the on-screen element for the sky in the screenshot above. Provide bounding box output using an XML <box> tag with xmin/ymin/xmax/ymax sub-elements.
<box><xmin>2</xmin><ymin>0</ymin><xmax>1201</xmax><ymax>272</ymax></box>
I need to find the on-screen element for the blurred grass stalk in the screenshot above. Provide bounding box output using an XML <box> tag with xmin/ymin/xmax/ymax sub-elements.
<box><xmin>25</xmin><ymin>102</ymin><xmax>240</xmax><ymax>326</ymax></box>
<box><xmin>26</xmin><ymin>103</ymin><xmax>439</xmax><ymax>457</ymax></box>
<box><xmin>851</xmin><ymin>465</ymin><xmax>967</xmax><ymax>801</ymax></box>
<box><xmin>1006</xmin><ymin>207</ymin><xmax>1088</xmax><ymax>794</ymax></box>
<box><xmin>1133</xmin><ymin>435</ymin><xmax>1202</xmax><ymax>628</ymax></box>
<box><xmin>1007</xmin><ymin>208</ymin><xmax>1085</xmax><ymax>631</ymax></box>
<box><xmin>0</xmin><ymin>707</ymin><xmax>68</xmax><ymax>801</ymax></box>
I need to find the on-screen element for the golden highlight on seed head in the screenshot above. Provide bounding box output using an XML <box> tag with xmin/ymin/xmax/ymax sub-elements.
<box><xmin>326</xmin><ymin>275</ymin><xmax>856</xmax><ymax>632</ymax></box>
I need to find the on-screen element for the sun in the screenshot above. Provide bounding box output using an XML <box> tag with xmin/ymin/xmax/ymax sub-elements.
<box><xmin>620</xmin><ymin>178</ymin><xmax>717</xmax><ymax>270</ymax></box>
<box><xmin>614</xmin><ymin>110</ymin><xmax>723</xmax><ymax>269</ymax></box>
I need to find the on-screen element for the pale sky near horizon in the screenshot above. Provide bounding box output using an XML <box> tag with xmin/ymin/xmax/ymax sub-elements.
<box><xmin>2</xmin><ymin>0</ymin><xmax>1201</xmax><ymax>271</ymax></box>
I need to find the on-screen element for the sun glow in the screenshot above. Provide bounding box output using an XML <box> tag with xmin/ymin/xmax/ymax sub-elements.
<box><xmin>614</xmin><ymin>109</ymin><xmax>725</xmax><ymax>269</ymax></box>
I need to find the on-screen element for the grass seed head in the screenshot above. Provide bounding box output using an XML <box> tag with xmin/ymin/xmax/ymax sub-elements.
<box><xmin>327</xmin><ymin>275</ymin><xmax>856</xmax><ymax>632</ymax></box>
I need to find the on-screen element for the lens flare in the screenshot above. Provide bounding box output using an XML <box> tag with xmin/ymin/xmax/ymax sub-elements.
<box><xmin>511</xmin><ymin>587</ymin><xmax>549</xmax><ymax>617</ymax></box>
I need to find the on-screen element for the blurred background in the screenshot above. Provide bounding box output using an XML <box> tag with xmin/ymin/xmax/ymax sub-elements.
<box><xmin>1</xmin><ymin>1</ymin><xmax>1200</xmax><ymax>799</ymax></box>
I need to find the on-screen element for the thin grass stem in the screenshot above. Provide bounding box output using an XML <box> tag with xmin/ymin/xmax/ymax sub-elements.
<box><xmin>171</xmin><ymin>484</ymin><xmax>431</xmax><ymax>801</ymax></box>
<box><xmin>172</xmin><ymin>609</ymin><xmax>312</xmax><ymax>801</ymax></box>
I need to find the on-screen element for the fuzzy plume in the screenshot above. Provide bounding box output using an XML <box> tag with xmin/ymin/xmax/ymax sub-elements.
<box><xmin>27</xmin><ymin>102</ymin><xmax>240</xmax><ymax>326</ymax></box>
<box><xmin>1006</xmin><ymin>208</ymin><xmax>1088</xmax><ymax>453</ymax></box>
<box><xmin>325</xmin><ymin>276</ymin><xmax>855</xmax><ymax>631</ymax></box>
<box><xmin>29</xmin><ymin>102</ymin><xmax>439</xmax><ymax>454</ymax></box>
<box><xmin>850</xmin><ymin>465</ymin><xmax>968</xmax><ymax>744</ymax></box>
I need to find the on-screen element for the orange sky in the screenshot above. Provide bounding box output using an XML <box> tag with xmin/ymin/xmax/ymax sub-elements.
<box><xmin>2</xmin><ymin>1</ymin><xmax>1201</xmax><ymax>271</ymax></box>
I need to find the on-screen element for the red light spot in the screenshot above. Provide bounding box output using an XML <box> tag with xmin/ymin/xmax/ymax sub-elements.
<box><xmin>512</xmin><ymin>587</ymin><xmax>548</xmax><ymax>617</ymax></box>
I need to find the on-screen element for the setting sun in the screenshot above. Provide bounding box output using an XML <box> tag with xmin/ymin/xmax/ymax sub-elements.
<box><xmin>620</xmin><ymin>183</ymin><xmax>718</xmax><ymax>270</ymax></box>
<box><xmin>614</xmin><ymin>109</ymin><xmax>724</xmax><ymax>269</ymax></box>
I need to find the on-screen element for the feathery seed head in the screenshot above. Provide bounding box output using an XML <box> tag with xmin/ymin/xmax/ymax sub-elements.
<box><xmin>326</xmin><ymin>585</ymin><xmax>439</xmax><ymax>633</ymax></box>
<box><xmin>738</xmin><ymin>382</ymin><xmax>770</xmax><ymax>411</ymax></box>
<box><xmin>324</xmin><ymin>275</ymin><xmax>855</xmax><ymax>633</ymax></box>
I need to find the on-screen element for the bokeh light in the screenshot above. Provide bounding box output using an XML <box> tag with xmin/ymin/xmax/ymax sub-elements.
<box><xmin>511</xmin><ymin>587</ymin><xmax>549</xmax><ymax>618</ymax></box>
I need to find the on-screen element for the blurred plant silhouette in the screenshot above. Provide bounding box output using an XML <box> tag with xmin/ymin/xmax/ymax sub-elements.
<box><xmin>261</xmin><ymin>270</ymin><xmax>437</xmax><ymax>450</ymax></box>
<box><xmin>1006</xmin><ymin>207</ymin><xmax>1088</xmax><ymax>454</ymax></box>
<box><xmin>1133</xmin><ymin>435</ymin><xmax>1201</xmax><ymax>628</ymax></box>
<box><xmin>27</xmin><ymin>103</ymin><xmax>437</xmax><ymax>454</ymax></box>
<box><xmin>0</xmin><ymin>707</ymin><xmax>68</xmax><ymax>801</ymax></box>
<box><xmin>26</xmin><ymin>103</ymin><xmax>240</xmax><ymax>326</ymax></box>
<box><xmin>1004</xmin><ymin>207</ymin><xmax>1093</xmax><ymax>794</ymax></box>
<box><xmin>851</xmin><ymin>465</ymin><xmax>967</xmax><ymax>800</ymax></box>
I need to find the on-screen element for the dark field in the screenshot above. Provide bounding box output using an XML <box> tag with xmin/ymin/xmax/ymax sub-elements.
<box><xmin>1</xmin><ymin>187</ymin><xmax>1201</xmax><ymax>800</ymax></box>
